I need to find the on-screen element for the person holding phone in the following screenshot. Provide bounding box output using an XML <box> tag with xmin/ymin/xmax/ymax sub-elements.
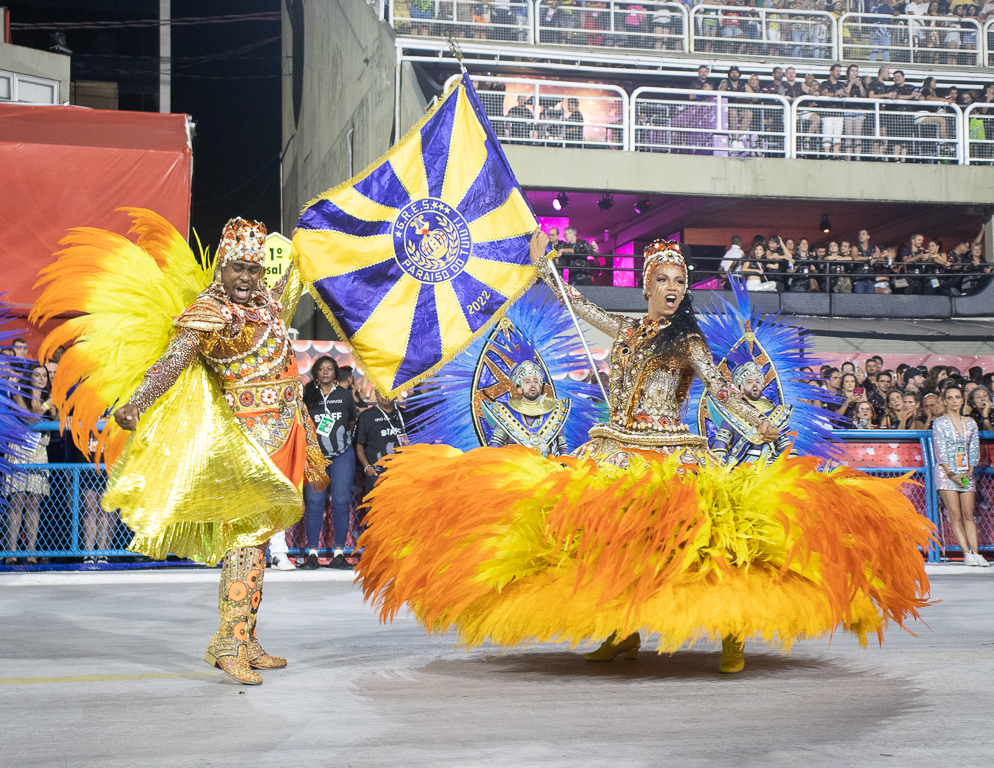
<box><xmin>834</xmin><ymin>372</ymin><xmax>862</xmax><ymax>421</ymax></box>
<box><xmin>932</xmin><ymin>385</ymin><xmax>987</xmax><ymax>566</ymax></box>
<box><xmin>853</xmin><ymin>400</ymin><xmax>877</xmax><ymax>429</ymax></box>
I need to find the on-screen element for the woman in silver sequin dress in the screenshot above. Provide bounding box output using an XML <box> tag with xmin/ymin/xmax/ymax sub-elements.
<box><xmin>932</xmin><ymin>385</ymin><xmax>986</xmax><ymax>566</ymax></box>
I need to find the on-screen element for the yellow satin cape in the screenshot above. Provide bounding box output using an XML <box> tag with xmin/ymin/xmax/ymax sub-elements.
<box><xmin>102</xmin><ymin>360</ymin><xmax>303</xmax><ymax>566</ymax></box>
<box><xmin>356</xmin><ymin>445</ymin><xmax>935</xmax><ymax>651</ymax></box>
<box><xmin>30</xmin><ymin>207</ymin><xmax>308</xmax><ymax>566</ymax></box>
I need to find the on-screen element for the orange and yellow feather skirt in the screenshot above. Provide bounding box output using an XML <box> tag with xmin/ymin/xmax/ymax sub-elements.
<box><xmin>356</xmin><ymin>444</ymin><xmax>934</xmax><ymax>652</ymax></box>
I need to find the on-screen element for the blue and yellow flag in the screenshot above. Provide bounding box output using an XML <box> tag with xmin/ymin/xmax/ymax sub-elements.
<box><xmin>293</xmin><ymin>74</ymin><xmax>537</xmax><ymax>396</ymax></box>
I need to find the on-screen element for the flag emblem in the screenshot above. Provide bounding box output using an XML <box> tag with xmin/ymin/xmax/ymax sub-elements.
<box><xmin>293</xmin><ymin>74</ymin><xmax>537</xmax><ymax>396</ymax></box>
<box><xmin>394</xmin><ymin>198</ymin><xmax>472</xmax><ymax>284</ymax></box>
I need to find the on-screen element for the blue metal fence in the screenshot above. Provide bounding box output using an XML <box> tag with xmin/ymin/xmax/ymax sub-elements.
<box><xmin>3</xmin><ymin>425</ymin><xmax>989</xmax><ymax>564</ymax></box>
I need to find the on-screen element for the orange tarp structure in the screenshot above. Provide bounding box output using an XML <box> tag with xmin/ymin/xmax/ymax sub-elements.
<box><xmin>0</xmin><ymin>104</ymin><xmax>192</xmax><ymax>352</ymax></box>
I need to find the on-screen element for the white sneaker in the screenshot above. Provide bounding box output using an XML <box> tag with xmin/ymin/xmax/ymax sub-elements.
<box><xmin>270</xmin><ymin>552</ymin><xmax>296</xmax><ymax>571</ymax></box>
<box><xmin>973</xmin><ymin>553</ymin><xmax>990</xmax><ymax>567</ymax></box>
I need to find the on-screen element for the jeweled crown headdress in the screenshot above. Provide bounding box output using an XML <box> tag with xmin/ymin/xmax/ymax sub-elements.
<box><xmin>216</xmin><ymin>217</ymin><xmax>267</xmax><ymax>270</ymax></box>
<box><xmin>732</xmin><ymin>360</ymin><xmax>764</xmax><ymax>389</ymax></box>
<box><xmin>642</xmin><ymin>239</ymin><xmax>686</xmax><ymax>299</ymax></box>
<box><xmin>511</xmin><ymin>359</ymin><xmax>545</xmax><ymax>389</ymax></box>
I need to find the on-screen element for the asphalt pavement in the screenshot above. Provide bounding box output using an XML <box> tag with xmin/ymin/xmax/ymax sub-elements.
<box><xmin>1</xmin><ymin>567</ymin><xmax>991</xmax><ymax>768</ymax></box>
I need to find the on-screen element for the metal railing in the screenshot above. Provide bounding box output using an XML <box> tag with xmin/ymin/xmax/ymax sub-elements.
<box><xmin>444</xmin><ymin>74</ymin><xmax>992</xmax><ymax>163</ymax></box>
<box><xmin>792</xmin><ymin>95</ymin><xmax>963</xmax><ymax>163</ymax></box>
<box><xmin>630</xmin><ymin>87</ymin><xmax>792</xmax><ymax>157</ymax></box>
<box><xmin>690</xmin><ymin>6</ymin><xmax>835</xmax><ymax>61</ymax></box>
<box><xmin>550</xmin><ymin>258</ymin><xmax>992</xmax><ymax>296</ymax></box>
<box><xmin>536</xmin><ymin>1</ymin><xmax>689</xmax><ymax>53</ymax></box>
<box><xmin>839</xmin><ymin>13</ymin><xmax>982</xmax><ymax>67</ymax></box>
<box><xmin>445</xmin><ymin>73</ymin><xmax>629</xmax><ymax>149</ymax></box>
<box><xmin>964</xmin><ymin>101</ymin><xmax>994</xmax><ymax>165</ymax></box>
<box><xmin>390</xmin><ymin>0</ymin><xmax>534</xmax><ymax>44</ymax></box>
<box><xmin>4</xmin><ymin>426</ymin><xmax>989</xmax><ymax>564</ymax></box>
<box><xmin>390</xmin><ymin>2</ymin><xmax>994</xmax><ymax>71</ymax></box>
<box><xmin>0</xmin><ymin>462</ymin><xmax>120</xmax><ymax>560</ymax></box>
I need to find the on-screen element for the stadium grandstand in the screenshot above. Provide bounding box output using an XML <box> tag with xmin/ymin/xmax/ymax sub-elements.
<box><xmin>282</xmin><ymin>0</ymin><xmax>994</xmax><ymax>346</ymax></box>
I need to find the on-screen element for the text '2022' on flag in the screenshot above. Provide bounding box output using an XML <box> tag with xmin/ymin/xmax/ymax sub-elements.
<box><xmin>292</xmin><ymin>74</ymin><xmax>537</xmax><ymax>397</ymax></box>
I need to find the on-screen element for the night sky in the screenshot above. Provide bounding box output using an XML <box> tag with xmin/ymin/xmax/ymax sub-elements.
<box><xmin>5</xmin><ymin>0</ymin><xmax>283</xmax><ymax>243</ymax></box>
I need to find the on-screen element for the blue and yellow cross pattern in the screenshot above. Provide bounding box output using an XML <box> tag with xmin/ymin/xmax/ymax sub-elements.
<box><xmin>293</xmin><ymin>75</ymin><xmax>537</xmax><ymax>396</ymax></box>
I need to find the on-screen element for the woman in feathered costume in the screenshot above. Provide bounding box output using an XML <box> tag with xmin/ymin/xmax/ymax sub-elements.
<box><xmin>357</xmin><ymin>229</ymin><xmax>933</xmax><ymax>674</ymax></box>
<box><xmin>31</xmin><ymin>211</ymin><xmax>327</xmax><ymax>685</ymax></box>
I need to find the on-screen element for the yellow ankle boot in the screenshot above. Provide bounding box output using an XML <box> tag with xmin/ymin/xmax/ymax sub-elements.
<box><xmin>585</xmin><ymin>631</ymin><xmax>640</xmax><ymax>661</ymax></box>
<box><xmin>719</xmin><ymin>636</ymin><xmax>745</xmax><ymax>674</ymax></box>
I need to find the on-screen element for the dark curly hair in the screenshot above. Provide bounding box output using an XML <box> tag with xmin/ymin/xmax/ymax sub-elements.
<box><xmin>642</xmin><ymin>243</ymin><xmax>704</xmax><ymax>348</ymax></box>
<box><xmin>653</xmin><ymin>289</ymin><xmax>704</xmax><ymax>347</ymax></box>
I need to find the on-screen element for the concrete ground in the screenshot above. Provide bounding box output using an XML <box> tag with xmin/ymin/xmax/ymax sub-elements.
<box><xmin>1</xmin><ymin>568</ymin><xmax>992</xmax><ymax>768</ymax></box>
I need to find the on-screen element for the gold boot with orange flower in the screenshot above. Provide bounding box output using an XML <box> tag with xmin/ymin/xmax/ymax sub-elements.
<box><xmin>244</xmin><ymin>545</ymin><xmax>287</xmax><ymax>670</ymax></box>
<box><xmin>204</xmin><ymin>546</ymin><xmax>263</xmax><ymax>685</ymax></box>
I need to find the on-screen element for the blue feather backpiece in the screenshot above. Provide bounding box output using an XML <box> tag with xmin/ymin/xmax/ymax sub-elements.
<box><xmin>406</xmin><ymin>283</ymin><xmax>606</xmax><ymax>451</ymax></box>
<box><xmin>0</xmin><ymin>303</ymin><xmax>38</xmax><ymax>481</ymax></box>
<box><xmin>687</xmin><ymin>278</ymin><xmax>841</xmax><ymax>461</ymax></box>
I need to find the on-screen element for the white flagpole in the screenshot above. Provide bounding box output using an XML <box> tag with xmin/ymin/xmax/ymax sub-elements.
<box><xmin>544</xmin><ymin>253</ymin><xmax>610</xmax><ymax>405</ymax></box>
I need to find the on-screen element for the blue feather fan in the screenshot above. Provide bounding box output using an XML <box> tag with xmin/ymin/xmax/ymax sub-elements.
<box><xmin>687</xmin><ymin>278</ymin><xmax>841</xmax><ymax>461</ymax></box>
<box><xmin>406</xmin><ymin>283</ymin><xmax>606</xmax><ymax>451</ymax></box>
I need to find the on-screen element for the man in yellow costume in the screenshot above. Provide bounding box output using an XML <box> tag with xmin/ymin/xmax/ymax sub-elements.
<box><xmin>33</xmin><ymin>212</ymin><xmax>327</xmax><ymax>686</ymax></box>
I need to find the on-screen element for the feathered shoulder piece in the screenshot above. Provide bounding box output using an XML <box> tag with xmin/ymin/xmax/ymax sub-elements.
<box><xmin>405</xmin><ymin>283</ymin><xmax>605</xmax><ymax>452</ymax></box>
<box><xmin>688</xmin><ymin>277</ymin><xmax>838</xmax><ymax>461</ymax></box>
<box><xmin>30</xmin><ymin>207</ymin><xmax>213</xmax><ymax>466</ymax></box>
<box><xmin>176</xmin><ymin>295</ymin><xmax>225</xmax><ymax>333</ymax></box>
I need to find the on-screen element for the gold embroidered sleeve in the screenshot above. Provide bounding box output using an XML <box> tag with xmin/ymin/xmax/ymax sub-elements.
<box><xmin>271</xmin><ymin>261</ymin><xmax>294</xmax><ymax>302</ymax></box>
<box><xmin>300</xmin><ymin>400</ymin><xmax>330</xmax><ymax>489</ymax></box>
<box><xmin>175</xmin><ymin>296</ymin><xmax>226</xmax><ymax>333</ymax></box>
<box><xmin>687</xmin><ymin>336</ymin><xmax>764</xmax><ymax>429</ymax></box>
<box><xmin>129</xmin><ymin>327</ymin><xmax>203</xmax><ymax>414</ymax></box>
<box><xmin>535</xmin><ymin>254</ymin><xmax>624</xmax><ymax>338</ymax></box>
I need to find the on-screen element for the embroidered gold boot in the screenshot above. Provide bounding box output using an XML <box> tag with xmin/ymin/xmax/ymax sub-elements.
<box><xmin>244</xmin><ymin>545</ymin><xmax>287</xmax><ymax>670</ymax></box>
<box><xmin>719</xmin><ymin>636</ymin><xmax>745</xmax><ymax>674</ymax></box>
<box><xmin>584</xmin><ymin>631</ymin><xmax>640</xmax><ymax>661</ymax></box>
<box><xmin>204</xmin><ymin>546</ymin><xmax>263</xmax><ymax>685</ymax></box>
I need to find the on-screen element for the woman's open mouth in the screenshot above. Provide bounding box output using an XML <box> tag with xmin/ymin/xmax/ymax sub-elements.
<box><xmin>664</xmin><ymin>294</ymin><xmax>678</xmax><ymax>308</ymax></box>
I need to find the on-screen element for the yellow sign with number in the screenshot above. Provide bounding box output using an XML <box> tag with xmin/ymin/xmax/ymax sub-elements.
<box><xmin>265</xmin><ymin>232</ymin><xmax>292</xmax><ymax>282</ymax></box>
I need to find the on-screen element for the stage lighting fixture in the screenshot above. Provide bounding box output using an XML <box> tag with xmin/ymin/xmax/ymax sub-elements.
<box><xmin>552</xmin><ymin>193</ymin><xmax>569</xmax><ymax>212</ymax></box>
<box><xmin>597</xmin><ymin>194</ymin><xmax>614</xmax><ymax>211</ymax></box>
<box><xmin>635</xmin><ymin>197</ymin><xmax>650</xmax><ymax>215</ymax></box>
<box><xmin>819</xmin><ymin>214</ymin><xmax>831</xmax><ymax>233</ymax></box>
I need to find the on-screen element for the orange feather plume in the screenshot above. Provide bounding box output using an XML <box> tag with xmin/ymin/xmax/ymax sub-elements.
<box><xmin>29</xmin><ymin>208</ymin><xmax>212</xmax><ymax>467</ymax></box>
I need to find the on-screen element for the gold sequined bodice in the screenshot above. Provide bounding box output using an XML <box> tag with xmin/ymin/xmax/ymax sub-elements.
<box><xmin>200</xmin><ymin>304</ymin><xmax>292</xmax><ymax>387</ymax></box>
<box><xmin>535</xmin><ymin>258</ymin><xmax>763</xmax><ymax>453</ymax></box>
<box><xmin>608</xmin><ymin>319</ymin><xmax>698</xmax><ymax>434</ymax></box>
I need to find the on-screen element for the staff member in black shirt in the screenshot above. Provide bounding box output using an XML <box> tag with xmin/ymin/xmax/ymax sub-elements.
<box><xmin>355</xmin><ymin>390</ymin><xmax>408</xmax><ymax>496</ymax></box>
<box><xmin>301</xmin><ymin>356</ymin><xmax>358</xmax><ymax>570</ymax></box>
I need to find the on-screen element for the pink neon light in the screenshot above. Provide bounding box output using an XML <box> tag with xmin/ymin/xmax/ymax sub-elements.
<box><xmin>613</xmin><ymin>241</ymin><xmax>635</xmax><ymax>287</ymax></box>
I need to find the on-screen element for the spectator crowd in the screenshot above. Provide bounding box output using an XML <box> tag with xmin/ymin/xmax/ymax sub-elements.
<box><xmin>0</xmin><ymin>342</ymin><xmax>407</xmax><ymax>570</ymax></box>
<box><xmin>632</xmin><ymin>63</ymin><xmax>994</xmax><ymax>161</ymax></box>
<box><xmin>719</xmin><ymin>226</ymin><xmax>992</xmax><ymax>295</ymax></box>
<box><xmin>395</xmin><ymin>0</ymin><xmax>994</xmax><ymax>63</ymax></box>
<box><xmin>809</xmin><ymin>354</ymin><xmax>994</xmax><ymax>431</ymax></box>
